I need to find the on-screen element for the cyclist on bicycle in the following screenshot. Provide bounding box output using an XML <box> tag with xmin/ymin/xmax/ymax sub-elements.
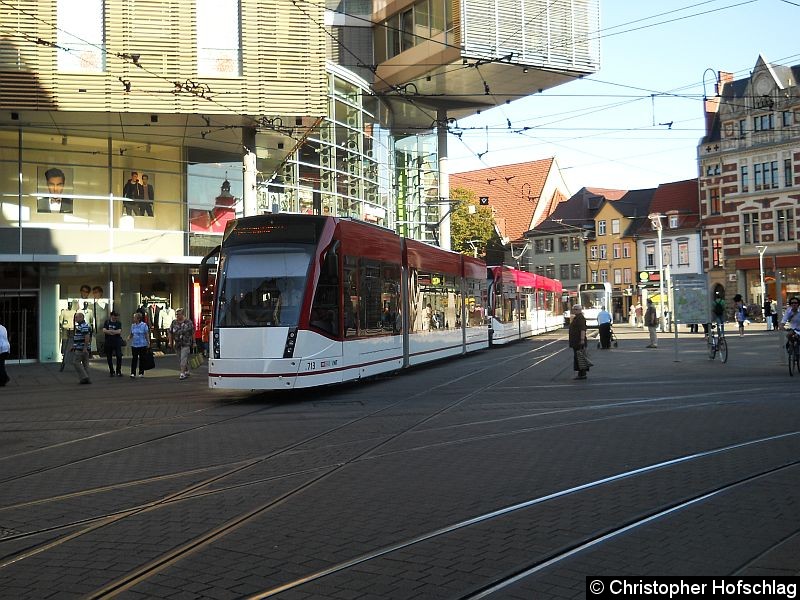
<box><xmin>780</xmin><ymin>297</ymin><xmax>800</xmax><ymax>346</ymax></box>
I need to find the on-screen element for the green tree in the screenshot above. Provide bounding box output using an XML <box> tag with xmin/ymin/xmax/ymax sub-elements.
<box><xmin>449</xmin><ymin>187</ymin><xmax>497</xmax><ymax>258</ymax></box>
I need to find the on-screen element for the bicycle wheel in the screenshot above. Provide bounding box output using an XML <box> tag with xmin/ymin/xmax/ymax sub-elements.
<box><xmin>717</xmin><ymin>337</ymin><xmax>728</xmax><ymax>363</ymax></box>
<box><xmin>707</xmin><ymin>336</ymin><xmax>716</xmax><ymax>360</ymax></box>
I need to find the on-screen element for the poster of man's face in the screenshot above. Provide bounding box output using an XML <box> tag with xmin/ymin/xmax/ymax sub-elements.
<box><xmin>37</xmin><ymin>166</ymin><xmax>74</xmax><ymax>213</ymax></box>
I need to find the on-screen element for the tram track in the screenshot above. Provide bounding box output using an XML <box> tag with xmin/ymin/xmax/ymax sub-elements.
<box><xmin>4</xmin><ymin>333</ymin><xmax>795</xmax><ymax>598</ymax></box>
<box><xmin>0</xmin><ymin>339</ymin><xmax>565</xmax><ymax>572</ymax></box>
<box><xmin>239</xmin><ymin>432</ymin><xmax>800</xmax><ymax>599</ymax></box>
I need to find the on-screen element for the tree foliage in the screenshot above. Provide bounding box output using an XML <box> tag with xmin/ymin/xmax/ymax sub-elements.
<box><xmin>449</xmin><ymin>187</ymin><xmax>497</xmax><ymax>258</ymax></box>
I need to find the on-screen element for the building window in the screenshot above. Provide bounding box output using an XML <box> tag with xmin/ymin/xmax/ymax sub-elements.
<box><xmin>545</xmin><ymin>265</ymin><xmax>555</xmax><ymax>279</ymax></box>
<box><xmin>559</xmin><ymin>236</ymin><xmax>569</xmax><ymax>252</ymax></box>
<box><xmin>571</xmin><ymin>264</ymin><xmax>581</xmax><ymax>279</ymax></box>
<box><xmin>740</xmin><ymin>165</ymin><xmax>749</xmax><ymax>192</ymax></box>
<box><xmin>560</xmin><ymin>264</ymin><xmax>570</xmax><ymax>280</ymax></box>
<box><xmin>776</xmin><ymin>208</ymin><xmax>795</xmax><ymax>241</ymax></box>
<box><xmin>600</xmin><ymin>269</ymin><xmax>608</xmax><ymax>282</ymax></box>
<box><xmin>611</xmin><ymin>219</ymin><xmax>620</xmax><ymax>234</ymax></box>
<box><xmin>599</xmin><ymin>244</ymin><xmax>607</xmax><ymax>259</ymax></box>
<box><xmin>544</xmin><ymin>238</ymin><xmax>554</xmax><ymax>253</ymax></box>
<box><xmin>623</xmin><ymin>268</ymin><xmax>632</xmax><ymax>284</ymax></box>
<box><xmin>613</xmin><ymin>269</ymin><xmax>622</xmax><ymax>284</ymax></box>
<box><xmin>535</xmin><ymin>265</ymin><xmax>545</xmax><ymax>276</ymax></box>
<box><xmin>669</xmin><ymin>215</ymin><xmax>679</xmax><ymax>228</ymax></box>
<box><xmin>742</xmin><ymin>212</ymin><xmax>760</xmax><ymax>244</ymax></box>
<box><xmin>784</xmin><ymin>111</ymin><xmax>794</xmax><ymax>127</ymax></box>
<box><xmin>590</xmin><ymin>245</ymin><xmax>597</xmax><ymax>260</ymax></box>
<box><xmin>535</xmin><ymin>239</ymin><xmax>544</xmax><ymax>254</ymax></box>
<box><xmin>706</xmin><ymin>164</ymin><xmax>720</xmax><ymax>176</ymax></box>
<box><xmin>710</xmin><ymin>188</ymin><xmax>721</xmax><ymax>214</ymax></box>
<box><xmin>645</xmin><ymin>244</ymin><xmax>655</xmax><ymax>268</ymax></box>
<box><xmin>598</xmin><ymin>220</ymin><xmax>606</xmax><ymax>235</ymax></box>
<box><xmin>678</xmin><ymin>241</ymin><xmax>689</xmax><ymax>266</ymax></box>
<box><xmin>571</xmin><ymin>236</ymin><xmax>581</xmax><ymax>251</ymax></box>
<box><xmin>739</xmin><ymin>119</ymin><xmax>747</xmax><ymax>136</ymax></box>
<box><xmin>197</xmin><ymin>0</ymin><xmax>241</xmax><ymax>77</ymax></box>
<box><xmin>785</xmin><ymin>158</ymin><xmax>793</xmax><ymax>187</ymax></box>
<box><xmin>591</xmin><ymin>270</ymin><xmax>598</xmax><ymax>283</ymax></box>
<box><xmin>754</xmin><ymin>113</ymin><xmax>774</xmax><ymax>131</ymax></box>
<box><xmin>622</xmin><ymin>242</ymin><xmax>631</xmax><ymax>258</ymax></box>
<box><xmin>612</xmin><ymin>243</ymin><xmax>620</xmax><ymax>259</ymax></box>
<box><xmin>58</xmin><ymin>0</ymin><xmax>105</xmax><ymax>72</ymax></box>
<box><xmin>711</xmin><ymin>238</ymin><xmax>724</xmax><ymax>268</ymax></box>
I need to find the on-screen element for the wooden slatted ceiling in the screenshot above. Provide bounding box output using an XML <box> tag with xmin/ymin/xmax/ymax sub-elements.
<box><xmin>0</xmin><ymin>0</ymin><xmax>327</xmax><ymax>116</ymax></box>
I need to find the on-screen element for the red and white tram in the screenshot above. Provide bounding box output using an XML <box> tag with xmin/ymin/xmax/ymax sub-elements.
<box><xmin>487</xmin><ymin>265</ymin><xmax>564</xmax><ymax>345</ymax></box>
<box><xmin>201</xmin><ymin>214</ymin><xmax>489</xmax><ymax>390</ymax></box>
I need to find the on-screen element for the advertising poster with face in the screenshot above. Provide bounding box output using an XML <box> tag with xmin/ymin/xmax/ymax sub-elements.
<box><xmin>37</xmin><ymin>166</ymin><xmax>74</xmax><ymax>213</ymax></box>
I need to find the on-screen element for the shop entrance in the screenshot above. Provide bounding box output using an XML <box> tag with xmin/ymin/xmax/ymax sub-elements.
<box><xmin>0</xmin><ymin>291</ymin><xmax>39</xmax><ymax>361</ymax></box>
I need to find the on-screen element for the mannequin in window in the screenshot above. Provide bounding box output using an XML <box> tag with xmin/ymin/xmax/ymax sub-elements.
<box><xmin>59</xmin><ymin>301</ymin><xmax>77</xmax><ymax>371</ymax></box>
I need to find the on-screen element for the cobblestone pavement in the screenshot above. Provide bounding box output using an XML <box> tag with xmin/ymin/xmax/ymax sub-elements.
<box><xmin>0</xmin><ymin>325</ymin><xmax>798</xmax><ymax>599</ymax></box>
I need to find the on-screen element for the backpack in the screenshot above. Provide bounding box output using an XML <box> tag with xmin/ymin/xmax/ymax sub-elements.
<box><xmin>713</xmin><ymin>300</ymin><xmax>724</xmax><ymax>316</ymax></box>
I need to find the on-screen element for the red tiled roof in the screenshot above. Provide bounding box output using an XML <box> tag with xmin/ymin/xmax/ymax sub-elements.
<box><xmin>648</xmin><ymin>179</ymin><xmax>700</xmax><ymax>229</ymax></box>
<box><xmin>450</xmin><ymin>158</ymin><xmax>558</xmax><ymax>242</ymax></box>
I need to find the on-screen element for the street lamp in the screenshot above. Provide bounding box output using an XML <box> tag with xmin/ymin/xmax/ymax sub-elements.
<box><xmin>648</xmin><ymin>212</ymin><xmax>665</xmax><ymax>332</ymax></box>
<box><xmin>756</xmin><ymin>245</ymin><xmax>768</xmax><ymax>330</ymax></box>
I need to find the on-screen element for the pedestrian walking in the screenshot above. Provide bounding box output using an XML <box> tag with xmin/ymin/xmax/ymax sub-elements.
<box><xmin>634</xmin><ymin>302</ymin><xmax>643</xmax><ymax>328</ymax></box>
<box><xmin>168</xmin><ymin>308</ymin><xmax>195</xmax><ymax>380</ymax></box>
<box><xmin>102</xmin><ymin>311</ymin><xmax>124</xmax><ymax>377</ymax></box>
<box><xmin>597</xmin><ymin>305</ymin><xmax>613</xmax><ymax>349</ymax></box>
<box><xmin>645</xmin><ymin>299</ymin><xmax>658</xmax><ymax>348</ymax></box>
<box><xmin>734</xmin><ymin>294</ymin><xmax>747</xmax><ymax>337</ymax></box>
<box><xmin>0</xmin><ymin>320</ymin><xmax>10</xmax><ymax>387</ymax></box>
<box><xmin>127</xmin><ymin>312</ymin><xmax>150</xmax><ymax>378</ymax></box>
<box><xmin>569</xmin><ymin>305</ymin><xmax>589</xmax><ymax>380</ymax></box>
<box><xmin>72</xmin><ymin>312</ymin><xmax>92</xmax><ymax>384</ymax></box>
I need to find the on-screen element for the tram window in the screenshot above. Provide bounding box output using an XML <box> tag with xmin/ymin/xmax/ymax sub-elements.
<box><xmin>357</xmin><ymin>259</ymin><xmax>401</xmax><ymax>336</ymax></box>
<box><xmin>216</xmin><ymin>247</ymin><xmax>312</xmax><ymax>328</ymax></box>
<box><xmin>465</xmin><ymin>278</ymin><xmax>486</xmax><ymax>328</ymax></box>
<box><xmin>310</xmin><ymin>244</ymin><xmax>340</xmax><ymax>336</ymax></box>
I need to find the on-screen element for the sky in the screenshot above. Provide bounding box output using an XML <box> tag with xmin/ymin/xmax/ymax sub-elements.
<box><xmin>447</xmin><ymin>0</ymin><xmax>800</xmax><ymax>194</ymax></box>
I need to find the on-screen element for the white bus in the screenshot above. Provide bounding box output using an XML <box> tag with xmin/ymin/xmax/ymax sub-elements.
<box><xmin>577</xmin><ymin>282</ymin><xmax>612</xmax><ymax>328</ymax></box>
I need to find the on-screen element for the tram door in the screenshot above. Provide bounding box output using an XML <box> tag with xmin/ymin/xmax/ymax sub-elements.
<box><xmin>0</xmin><ymin>292</ymin><xmax>38</xmax><ymax>361</ymax></box>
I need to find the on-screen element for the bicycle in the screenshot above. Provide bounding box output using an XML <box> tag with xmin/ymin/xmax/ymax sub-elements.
<box><xmin>707</xmin><ymin>323</ymin><xmax>728</xmax><ymax>363</ymax></box>
<box><xmin>786</xmin><ymin>330</ymin><xmax>800</xmax><ymax>376</ymax></box>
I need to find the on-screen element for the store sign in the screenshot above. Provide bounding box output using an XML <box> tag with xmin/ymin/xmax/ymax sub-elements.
<box><xmin>639</xmin><ymin>271</ymin><xmax>660</xmax><ymax>282</ymax></box>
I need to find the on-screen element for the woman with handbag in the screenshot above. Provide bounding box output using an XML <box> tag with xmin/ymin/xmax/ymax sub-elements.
<box><xmin>127</xmin><ymin>312</ymin><xmax>150</xmax><ymax>378</ymax></box>
<box><xmin>569</xmin><ymin>305</ymin><xmax>589</xmax><ymax>380</ymax></box>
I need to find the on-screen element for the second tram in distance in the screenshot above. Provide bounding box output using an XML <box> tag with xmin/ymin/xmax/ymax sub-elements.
<box><xmin>201</xmin><ymin>214</ymin><xmax>563</xmax><ymax>390</ymax></box>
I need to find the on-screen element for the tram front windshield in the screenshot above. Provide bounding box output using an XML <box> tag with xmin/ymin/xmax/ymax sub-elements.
<box><xmin>216</xmin><ymin>246</ymin><xmax>313</xmax><ymax>327</ymax></box>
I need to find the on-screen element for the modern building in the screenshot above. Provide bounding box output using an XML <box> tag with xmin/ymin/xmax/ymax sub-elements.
<box><xmin>0</xmin><ymin>0</ymin><xmax>600</xmax><ymax>363</ymax></box>
<box><xmin>699</xmin><ymin>56</ymin><xmax>800</xmax><ymax>307</ymax></box>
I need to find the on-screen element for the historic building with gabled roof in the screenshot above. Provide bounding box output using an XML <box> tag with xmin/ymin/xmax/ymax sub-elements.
<box><xmin>699</xmin><ymin>56</ymin><xmax>800</xmax><ymax>307</ymax></box>
<box><xmin>450</xmin><ymin>157</ymin><xmax>571</xmax><ymax>261</ymax></box>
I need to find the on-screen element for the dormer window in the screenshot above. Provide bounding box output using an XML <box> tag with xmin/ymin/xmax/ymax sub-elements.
<box><xmin>669</xmin><ymin>215</ymin><xmax>679</xmax><ymax>229</ymax></box>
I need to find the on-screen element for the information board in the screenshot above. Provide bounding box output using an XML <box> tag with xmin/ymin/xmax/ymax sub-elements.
<box><xmin>671</xmin><ymin>273</ymin><xmax>709</xmax><ymax>324</ymax></box>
